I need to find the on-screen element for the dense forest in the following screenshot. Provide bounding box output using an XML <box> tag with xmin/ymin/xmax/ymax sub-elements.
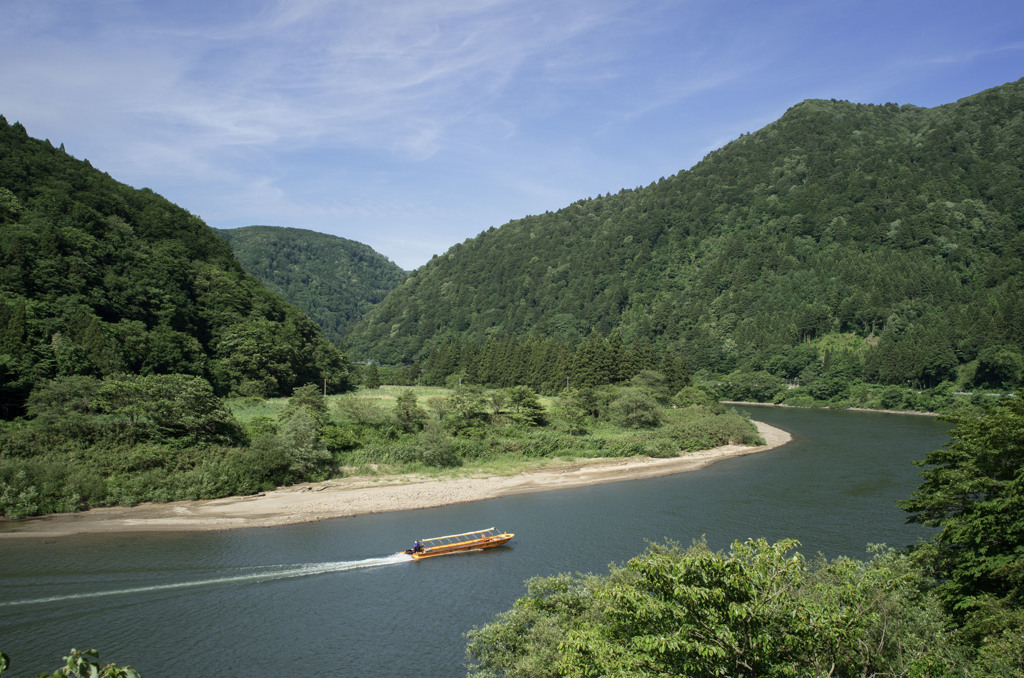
<box><xmin>0</xmin><ymin>116</ymin><xmax>354</xmax><ymax>418</ymax></box>
<box><xmin>344</xmin><ymin>79</ymin><xmax>1024</xmax><ymax>402</ymax></box>
<box><xmin>216</xmin><ymin>225</ymin><xmax>406</xmax><ymax>345</ymax></box>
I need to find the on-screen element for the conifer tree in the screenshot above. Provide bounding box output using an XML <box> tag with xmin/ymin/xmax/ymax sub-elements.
<box><xmin>363</xmin><ymin>362</ymin><xmax>381</xmax><ymax>389</ymax></box>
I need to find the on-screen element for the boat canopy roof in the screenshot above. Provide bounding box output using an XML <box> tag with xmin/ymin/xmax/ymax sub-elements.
<box><xmin>416</xmin><ymin>528</ymin><xmax>503</xmax><ymax>546</ymax></box>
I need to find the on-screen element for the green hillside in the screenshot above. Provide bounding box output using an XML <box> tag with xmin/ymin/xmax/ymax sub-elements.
<box><xmin>344</xmin><ymin>79</ymin><xmax>1024</xmax><ymax>396</ymax></box>
<box><xmin>216</xmin><ymin>225</ymin><xmax>406</xmax><ymax>346</ymax></box>
<box><xmin>0</xmin><ymin>116</ymin><xmax>353</xmax><ymax>416</ymax></box>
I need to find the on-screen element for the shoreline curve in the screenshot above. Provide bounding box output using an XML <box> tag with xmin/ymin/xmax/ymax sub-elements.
<box><xmin>0</xmin><ymin>421</ymin><xmax>790</xmax><ymax>539</ymax></box>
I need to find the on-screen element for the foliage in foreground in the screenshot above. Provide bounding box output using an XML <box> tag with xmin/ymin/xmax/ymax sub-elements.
<box><xmin>0</xmin><ymin>649</ymin><xmax>138</xmax><ymax>678</ymax></box>
<box><xmin>901</xmin><ymin>394</ymin><xmax>1024</xmax><ymax>662</ymax></box>
<box><xmin>466</xmin><ymin>539</ymin><xmax>962</xmax><ymax>678</ymax></box>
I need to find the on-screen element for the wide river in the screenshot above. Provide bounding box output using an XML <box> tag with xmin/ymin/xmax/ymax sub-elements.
<box><xmin>0</xmin><ymin>407</ymin><xmax>950</xmax><ymax>677</ymax></box>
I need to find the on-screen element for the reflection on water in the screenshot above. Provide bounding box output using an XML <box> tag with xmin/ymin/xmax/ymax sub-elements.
<box><xmin>0</xmin><ymin>407</ymin><xmax>950</xmax><ymax>678</ymax></box>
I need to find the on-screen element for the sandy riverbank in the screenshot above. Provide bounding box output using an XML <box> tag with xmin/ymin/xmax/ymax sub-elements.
<box><xmin>0</xmin><ymin>421</ymin><xmax>790</xmax><ymax>539</ymax></box>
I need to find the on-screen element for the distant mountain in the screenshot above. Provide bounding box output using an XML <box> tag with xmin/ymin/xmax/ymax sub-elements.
<box><xmin>344</xmin><ymin>78</ymin><xmax>1024</xmax><ymax>391</ymax></box>
<box><xmin>0</xmin><ymin>116</ymin><xmax>353</xmax><ymax>415</ymax></box>
<box><xmin>216</xmin><ymin>226</ymin><xmax>406</xmax><ymax>345</ymax></box>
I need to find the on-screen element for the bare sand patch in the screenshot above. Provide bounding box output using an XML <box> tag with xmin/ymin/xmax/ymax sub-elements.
<box><xmin>0</xmin><ymin>421</ymin><xmax>789</xmax><ymax>539</ymax></box>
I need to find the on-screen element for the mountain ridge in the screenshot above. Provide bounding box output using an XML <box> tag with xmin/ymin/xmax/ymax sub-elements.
<box><xmin>342</xmin><ymin>78</ymin><xmax>1024</xmax><ymax>392</ymax></box>
<box><xmin>216</xmin><ymin>225</ymin><xmax>406</xmax><ymax>346</ymax></box>
<box><xmin>0</xmin><ymin>116</ymin><xmax>354</xmax><ymax>415</ymax></box>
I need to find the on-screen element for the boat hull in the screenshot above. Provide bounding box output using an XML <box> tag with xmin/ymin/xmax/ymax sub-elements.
<box><xmin>407</xmin><ymin>533</ymin><xmax>513</xmax><ymax>560</ymax></box>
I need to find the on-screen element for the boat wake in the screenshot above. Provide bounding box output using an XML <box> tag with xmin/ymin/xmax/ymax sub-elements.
<box><xmin>1</xmin><ymin>552</ymin><xmax>413</xmax><ymax>608</ymax></box>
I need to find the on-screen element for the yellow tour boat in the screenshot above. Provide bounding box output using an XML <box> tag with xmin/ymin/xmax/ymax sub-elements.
<box><xmin>404</xmin><ymin>527</ymin><xmax>514</xmax><ymax>560</ymax></box>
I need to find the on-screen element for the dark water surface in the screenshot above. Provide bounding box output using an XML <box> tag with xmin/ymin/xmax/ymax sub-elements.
<box><xmin>0</xmin><ymin>407</ymin><xmax>950</xmax><ymax>677</ymax></box>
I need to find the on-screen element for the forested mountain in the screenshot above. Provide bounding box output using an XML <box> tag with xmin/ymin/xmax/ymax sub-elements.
<box><xmin>216</xmin><ymin>225</ymin><xmax>406</xmax><ymax>345</ymax></box>
<box><xmin>0</xmin><ymin>116</ymin><xmax>353</xmax><ymax>416</ymax></box>
<box><xmin>345</xmin><ymin>79</ymin><xmax>1024</xmax><ymax>395</ymax></box>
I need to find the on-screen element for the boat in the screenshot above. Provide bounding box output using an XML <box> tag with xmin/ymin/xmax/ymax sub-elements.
<box><xmin>404</xmin><ymin>527</ymin><xmax>514</xmax><ymax>560</ymax></box>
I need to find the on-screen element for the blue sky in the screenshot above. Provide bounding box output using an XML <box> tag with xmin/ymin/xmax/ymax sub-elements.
<box><xmin>2</xmin><ymin>0</ymin><xmax>1022</xmax><ymax>270</ymax></box>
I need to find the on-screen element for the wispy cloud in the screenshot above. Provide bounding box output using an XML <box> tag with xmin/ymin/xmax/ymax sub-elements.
<box><xmin>51</xmin><ymin>0</ymin><xmax>641</xmax><ymax>163</ymax></box>
<box><xmin>2</xmin><ymin>0</ymin><xmax>1021</xmax><ymax>269</ymax></box>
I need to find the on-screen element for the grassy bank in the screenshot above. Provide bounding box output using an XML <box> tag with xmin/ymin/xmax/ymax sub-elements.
<box><xmin>1</xmin><ymin>380</ymin><xmax>761</xmax><ymax>518</ymax></box>
<box><xmin>227</xmin><ymin>383</ymin><xmax>763</xmax><ymax>477</ymax></box>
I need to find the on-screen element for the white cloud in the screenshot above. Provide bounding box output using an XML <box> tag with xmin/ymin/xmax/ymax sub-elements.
<box><xmin>2</xmin><ymin>0</ymin><xmax>1021</xmax><ymax>269</ymax></box>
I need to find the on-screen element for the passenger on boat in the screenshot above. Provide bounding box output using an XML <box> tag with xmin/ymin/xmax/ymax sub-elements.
<box><xmin>412</xmin><ymin>540</ymin><xmax>423</xmax><ymax>553</ymax></box>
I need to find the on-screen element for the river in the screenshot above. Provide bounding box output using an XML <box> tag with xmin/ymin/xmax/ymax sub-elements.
<box><xmin>0</xmin><ymin>407</ymin><xmax>950</xmax><ymax>677</ymax></box>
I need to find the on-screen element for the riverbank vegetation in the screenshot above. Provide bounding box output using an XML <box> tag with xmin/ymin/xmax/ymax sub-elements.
<box><xmin>0</xmin><ymin>649</ymin><xmax>138</xmax><ymax>678</ymax></box>
<box><xmin>358</xmin><ymin>331</ymin><xmax>1003</xmax><ymax>416</ymax></box>
<box><xmin>0</xmin><ymin>379</ymin><xmax>760</xmax><ymax>519</ymax></box>
<box><xmin>466</xmin><ymin>396</ymin><xmax>1024</xmax><ymax>677</ymax></box>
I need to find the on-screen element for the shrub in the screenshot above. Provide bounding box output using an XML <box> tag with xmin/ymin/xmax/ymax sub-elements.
<box><xmin>672</xmin><ymin>386</ymin><xmax>717</xmax><ymax>408</ymax></box>
<box><xmin>419</xmin><ymin>422</ymin><xmax>461</xmax><ymax>468</ymax></box>
<box><xmin>0</xmin><ymin>469</ymin><xmax>39</xmax><ymax>518</ymax></box>
<box><xmin>667</xmin><ymin>408</ymin><xmax>760</xmax><ymax>451</ymax></box>
<box><xmin>609</xmin><ymin>389</ymin><xmax>662</xmax><ymax>429</ymax></box>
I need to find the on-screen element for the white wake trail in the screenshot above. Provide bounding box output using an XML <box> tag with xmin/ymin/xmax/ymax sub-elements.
<box><xmin>1</xmin><ymin>553</ymin><xmax>413</xmax><ymax>607</ymax></box>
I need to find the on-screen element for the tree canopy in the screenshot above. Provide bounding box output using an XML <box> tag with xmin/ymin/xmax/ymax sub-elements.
<box><xmin>344</xmin><ymin>79</ymin><xmax>1024</xmax><ymax>395</ymax></box>
<box><xmin>0</xmin><ymin>116</ymin><xmax>353</xmax><ymax>416</ymax></box>
<box><xmin>216</xmin><ymin>225</ymin><xmax>406</xmax><ymax>345</ymax></box>
<box><xmin>901</xmin><ymin>396</ymin><xmax>1024</xmax><ymax>611</ymax></box>
<box><xmin>466</xmin><ymin>539</ymin><xmax>961</xmax><ymax>678</ymax></box>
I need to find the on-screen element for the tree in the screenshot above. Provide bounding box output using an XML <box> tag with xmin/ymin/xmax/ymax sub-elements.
<box><xmin>721</xmin><ymin>370</ymin><xmax>786</xmax><ymax>402</ymax></box>
<box><xmin>553</xmin><ymin>393</ymin><xmax>589</xmax><ymax>435</ymax></box>
<box><xmin>283</xmin><ymin>383</ymin><xmax>329</xmax><ymax>429</ymax></box>
<box><xmin>609</xmin><ymin>388</ymin><xmax>661</xmax><ymax>429</ymax></box>
<box><xmin>503</xmin><ymin>385</ymin><xmax>546</xmax><ymax>425</ymax></box>
<box><xmin>336</xmin><ymin>394</ymin><xmax>387</xmax><ymax>427</ymax></box>
<box><xmin>393</xmin><ymin>389</ymin><xmax>427</xmax><ymax>432</ymax></box>
<box><xmin>142</xmin><ymin>374</ymin><xmax>247</xmax><ymax>445</ymax></box>
<box><xmin>660</xmin><ymin>349</ymin><xmax>690</xmax><ymax>394</ymax></box>
<box><xmin>571</xmin><ymin>330</ymin><xmax>614</xmax><ymax>388</ymax></box>
<box><xmin>466</xmin><ymin>539</ymin><xmax>960</xmax><ymax>678</ymax></box>
<box><xmin>277</xmin><ymin>407</ymin><xmax>332</xmax><ymax>480</ymax></box>
<box><xmin>445</xmin><ymin>384</ymin><xmax>491</xmax><ymax>434</ymax></box>
<box><xmin>425</xmin><ymin>395</ymin><xmax>451</xmax><ymax>422</ymax></box>
<box><xmin>362</xmin><ymin>362</ymin><xmax>381</xmax><ymax>389</ymax></box>
<box><xmin>94</xmin><ymin>374</ymin><xmax>245</xmax><ymax>446</ymax></box>
<box><xmin>901</xmin><ymin>396</ymin><xmax>1024</xmax><ymax>610</ymax></box>
<box><xmin>974</xmin><ymin>347</ymin><xmax>1024</xmax><ymax>390</ymax></box>
<box><xmin>672</xmin><ymin>385</ymin><xmax>716</xmax><ymax>408</ymax></box>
